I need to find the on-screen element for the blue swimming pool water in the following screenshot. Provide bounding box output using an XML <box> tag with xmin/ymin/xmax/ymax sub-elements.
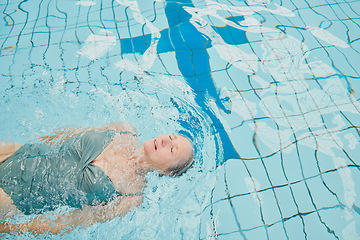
<box><xmin>1</xmin><ymin>0</ymin><xmax>359</xmax><ymax>239</ymax></box>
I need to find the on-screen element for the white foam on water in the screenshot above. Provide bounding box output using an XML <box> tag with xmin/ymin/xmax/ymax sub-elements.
<box><xmin>344</xmin><ymin>133</ymin><xmax>359</xmax><ymax>150</ymax></box>
<box><xmin>114</xmin><ymin>0</ymin><xmax>160</xmax><ymax>75</ymax></box>
<box><xmin>308</xmin><ymin>26</ymin><xmax>349</xmax><ymax>48</ymax></box>
<box><xmin>245</xmin><ymin>176</ymin><xmax>263</xmax><ymax>205</ymax></box>
<box><xmin>184</xmin><ymin>6</ymin><xmax>259</xmax><ymax>74</ymax></box>
<box><xmin>342</xmin><ymin>219</ymin><xmax>360</xmax><ymax>240</ymax></box>
<box><xmin>78</xmin><ymin>33</ymin><xmax>116</xmax><ymax>60</ymax></box>
<box><xmin>76</xmin><ymin>1</ymin><xmax>96</xmax><ymax>6</ymax></box>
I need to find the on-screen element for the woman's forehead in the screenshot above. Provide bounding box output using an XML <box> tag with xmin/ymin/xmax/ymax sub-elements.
<box><xmin>176</xmin><ymin>135</ymin><xmax>193</xmax><ymax>156</ymax></box>
<box><xmin>176</xmin><ymin>134</ymin><xmax>190</xmax><ymax>145</ymax></box>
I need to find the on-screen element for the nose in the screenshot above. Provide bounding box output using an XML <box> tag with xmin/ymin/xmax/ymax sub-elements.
<box><xmin>161</xmin><ymin>135</ymin><xmax>171</xmax><ymax>147</ymax></box>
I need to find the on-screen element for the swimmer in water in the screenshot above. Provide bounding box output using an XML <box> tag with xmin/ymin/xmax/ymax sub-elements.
<box><xmin>0</xmin><ymin>122</ymin><xmax>194</xmax><ymax>235</ymax></box>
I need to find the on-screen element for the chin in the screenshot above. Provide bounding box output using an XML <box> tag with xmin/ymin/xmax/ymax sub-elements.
<box><xmin>143</xmin><ymin>139</ymin><xmax>152</xmax><ymax>155</ymax></box>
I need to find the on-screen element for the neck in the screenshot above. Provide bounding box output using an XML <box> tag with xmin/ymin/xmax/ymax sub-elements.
<box><xmin>128</xmin><ymin>147</ymin><xmax>153</xmax><ymax>176</ymax></box>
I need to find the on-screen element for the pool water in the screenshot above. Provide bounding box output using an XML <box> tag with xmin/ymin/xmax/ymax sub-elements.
<box><xmin>1</xmin><ymin>0</ymin><xmax>359</xmax><ymax>239</ymax></box>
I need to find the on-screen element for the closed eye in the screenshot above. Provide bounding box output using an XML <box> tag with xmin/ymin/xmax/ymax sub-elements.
<box><xmin>169</xmin><ymin>135</ymin><xmax>174</xmax><ymax>154</ymax></box>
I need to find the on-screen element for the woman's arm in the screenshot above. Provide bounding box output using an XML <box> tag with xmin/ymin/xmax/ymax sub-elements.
<box><xmin>0</xmin><ymin>195</ymin><xmax>143</xmax><ymax>235</ymax></box>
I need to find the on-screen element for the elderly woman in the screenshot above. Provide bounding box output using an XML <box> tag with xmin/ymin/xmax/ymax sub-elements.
<box><xmin>0</xmin><ymin>122</ymin><xmax>194</xmax><ymax>235</ymax></box>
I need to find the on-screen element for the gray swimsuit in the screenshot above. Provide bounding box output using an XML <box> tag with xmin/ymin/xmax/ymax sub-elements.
<box><xmin>0</xmin><ymin>131</ymin><xmax>122</xmax><ymax>215</ymax></box>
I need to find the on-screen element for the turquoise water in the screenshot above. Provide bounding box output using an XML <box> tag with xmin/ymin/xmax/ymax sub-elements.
<box><xmin>1</xmin><ymin>0</ymin><xmax>359</xmax><ymax>239</ymax></box>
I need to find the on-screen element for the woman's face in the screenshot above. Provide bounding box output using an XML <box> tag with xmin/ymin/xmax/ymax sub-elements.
<box><xmin>144</xmin><ymin>134</ymin><xmax>192</xmax><ymax>174</ymax></box>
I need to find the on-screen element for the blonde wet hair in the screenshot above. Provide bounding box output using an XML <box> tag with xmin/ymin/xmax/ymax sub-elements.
<box><xmin>166</xmin><ymin>135</ymin><xmax>195</xmax><ymax>177</ymax></box>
